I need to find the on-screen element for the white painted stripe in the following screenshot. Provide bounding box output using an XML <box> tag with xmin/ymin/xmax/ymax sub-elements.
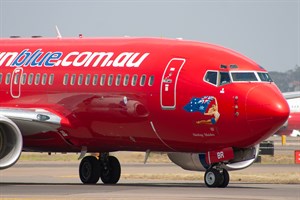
<box><xmin>150</xmin><ymin>121</ymin><xmax>176</xmax><ymax>151</ymax></box>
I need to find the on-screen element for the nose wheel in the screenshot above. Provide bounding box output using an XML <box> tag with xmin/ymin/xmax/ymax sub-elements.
<box><xmin>79</xmin><ymin>153</ymin><xmax>121</xmax><ymax>185</ymax></box>
<box><xmin>204</xmin><ymin>168</ymin><xmax>230</xmax><ymax>188</ymax></box>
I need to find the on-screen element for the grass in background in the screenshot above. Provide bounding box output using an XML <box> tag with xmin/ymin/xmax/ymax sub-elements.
<box><xmin>19</xmin><ymin>152</ymin><xmax>296</xmax><ymax>164</ymax></box>
<box><xmin>19</xmin><ymin>152</ymin><xmax>79</xmax><ymax>161</ymax></box>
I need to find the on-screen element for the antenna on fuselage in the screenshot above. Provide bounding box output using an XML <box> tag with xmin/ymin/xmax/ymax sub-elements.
<box><xmin>55</xmin><ymin>25</ymin><xmax>62</xmax><ymax>39</ymax></box>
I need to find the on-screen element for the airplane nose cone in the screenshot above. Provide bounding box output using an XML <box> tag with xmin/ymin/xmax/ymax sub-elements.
<box><xmin>246</xmin><ymin>85</ymin><xmax>289</xmax><ymax>141</ymax></box>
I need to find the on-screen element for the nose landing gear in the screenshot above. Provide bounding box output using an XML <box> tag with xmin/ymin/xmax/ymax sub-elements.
<box><xmin>204</xmin><ymin>167</ymin><xmax>230</xmax><ymax>188</ymax></box>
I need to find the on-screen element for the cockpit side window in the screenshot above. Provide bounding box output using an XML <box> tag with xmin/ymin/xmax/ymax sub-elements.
<box><xmin>204</xmin><ymin>71</ymin><xmax>218</xmax><ymax>85</ymax></box>
<box><xmin>258</xmin><ymin>72</ymin><xmax>273</xmax><ymax>82</ymax></box>
<box><xmin>220</xmin><ymin>72</ymin><xmax>231</xmax><ymax>85</ymax></box>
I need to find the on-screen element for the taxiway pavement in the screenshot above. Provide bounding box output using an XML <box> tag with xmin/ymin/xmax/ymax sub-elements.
<box><xmin>0</xmin><ymin>161</ymin><xmax>299</xmax><ymax>200</ymax></box>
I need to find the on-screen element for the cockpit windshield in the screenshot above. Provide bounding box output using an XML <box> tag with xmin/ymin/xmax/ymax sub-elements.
<box><xmin>204</xmin><ymin>71</ymin><xmax>231</xmax><ymax>86</ymax></box>
<box><xmin>204</xmin><ymin>70</ymin><xmax>273</xmax><ymax>86</ymax></box>
<box><xmin>231</xmin><ymin>72</ymin><xmax>258</xmax><ymax>82</ymax></box>
<box><xmin>220</xmin><ymin>72</ymin><xmax>230</xmax><ymax>85</ymax></box>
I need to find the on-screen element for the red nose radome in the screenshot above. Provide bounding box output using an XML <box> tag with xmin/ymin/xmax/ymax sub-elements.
<box><xmin>246</xmin><ymin>84</ymin><xmax>290</xmax><ymax>143</ymax></box>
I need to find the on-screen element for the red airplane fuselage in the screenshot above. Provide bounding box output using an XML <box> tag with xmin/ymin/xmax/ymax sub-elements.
<box><xmin>0</xmin><ymin>37</ymin><xmax>288</xmax><ymax>153</ymax></box>
<box><xmin>0</xmin><ymin>37</ymin><xmax>290</xmax><ymax>187</ymax></box>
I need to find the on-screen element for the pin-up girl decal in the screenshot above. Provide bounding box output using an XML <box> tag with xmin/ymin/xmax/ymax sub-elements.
<box><xmin>196</xmin><ymin>103</ymin><xmax>220</xmax><ymax>125</ymax></box>
<box><xmin>183</xmin><ymin>96</ymin><xmax>220</xmax><ymax>125</ymax></box>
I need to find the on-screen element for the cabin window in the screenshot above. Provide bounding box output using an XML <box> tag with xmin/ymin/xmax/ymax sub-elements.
<box><xmin>131</xmin><ymin>74</ymin><xmax>138</xmax><ymax>86</ymax></box>
<box><xmin>148</xmin><ymin>75</ymin><xmax>154</xmax><ymax>86</ymax></box>
<box><xmin>5</xmin><ymin>73</ymin><xmax>11</xmax><ymax>85</ymax></box>
<box><xmin>140</xmin><ymin>75</ymin><xmax>146</xmax><ymax>86</ymax></box>
<box><xmin>78</xmin><ymin>74</ymin><xmax>83</xmax><ymax>85</ymax></box>
<box><xmin>220</xmin><ymin>72</ymin><xmax>231</xmax><ymax>85</ymax></box>
<box><xmin>85</xmin><ymin>74</ymin><xmax>91</xmax><ymax>85</ymax></box>
<box><xmin>28</xmin><ymin>73</ymin><xmax>34</xmax><ymax>85</ymax></box>
<box><xmin>0</xmin><ymin>73</ymin><xmax>2</xmax><ymax>84</ymax></box>
<box><xmin>115</xmin><ymin>74</ymin><xmax>121</xmax><ymax>86</ymax></box>
<box><xmin>34</xmin><ymin>74</ymin><xmax>40</xmax><ymax>85</ymax></box>
<box><xmin>258</xmin><ymin>72</ymin><xmax>273</xmax><ymax>82</ymax></box>
<box><xmin>231</xmin><ymin>72</ymin><xmax>258</xmax><ymax>82</ymax></box>
<box><xmin>100</xmin><ymin>74</ymin><xmax>106</xmax><ymax>86</ymax></box>
<box><xmin>204</xmin><ymin>71</ymin><xmax>218</xmax><ymax>85</ymax></box>
<box><xmin>14</xmin><ymin>74</ymin><xmax>20</xmax><ymax>84</ymax></box>
<box><xmin>63</xmin><ymin>74</ymin><xmax>69</xmax><ymax>85</ymax></box>
<box><xmin>21</xmin><ymin>73</ymin><xmax>27</xmax><ymax>85</ymax></box>
<box><xmin>49</xmin><ymin>74</ymin><xmax>54</xmax><ymax>85</ymax></box>
<box><xmin>42</xmin><ymin>73</ymin><xmax>47</xmax><ymax>85</ymax></box>
<box><xmin>123</xmin><ymin>74</ymin><xmax>129</xmax><ymax>86</ymax></box>
<box><xmin>70</xmin><ymin>74</ymin><xmax>76</xmax><ymax>85</ymax></box>
<box><xmin>92</xmin><ymin>75</ymin><xmax>98</xmax><ymax>86</ymax></box>
<box><xmin>108</xmin><ymin>74</ymin><xmax>114</xmax><ymax>86</ymax></box>
<box><xmin>34</xmin><ymin>73</ymin><xmax>41</xmax><ymax>85</ymax></box>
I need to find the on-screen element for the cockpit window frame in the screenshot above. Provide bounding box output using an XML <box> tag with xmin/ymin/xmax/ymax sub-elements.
<box><xmin>204</xmin><ymin>70</ymin><xmax>219</xmax><ymax>87</ymax></box>
<box><xmin>204</xmin><ymin>70</ymin><xmax>272</xmax><ymax>86</ymax></box>
<box><xmin>204</xmin><ymin>70</ymin><xmax>232</xmax><ymax>86</ymax></box>
<box><xmin>219</xmin><ymin>71</ymin><xmax>231</xmax><ymax>86</ymax></box>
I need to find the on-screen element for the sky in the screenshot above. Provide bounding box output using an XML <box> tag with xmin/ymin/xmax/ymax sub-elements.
<box><xmin>0</xmin><ymin>0</ymin><xmax>299</xmax><ymax>72</ymax></box>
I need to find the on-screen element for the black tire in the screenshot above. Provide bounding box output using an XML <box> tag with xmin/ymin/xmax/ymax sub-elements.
<box><xmin>204</xmin><ymin>168</ymin><xmax>223</xmax><ymax>188</ymax></box>
<box><xmin>218</xmin><ymin>169</ymin><xmax>230</xmax><ymax>188</ymax></box>
<box><xmin>100</xmin><ymin>156</ymin><xmax>121</xmax><ymax>184</ymax></box>
<box><xmin>79</xmin><ymin>156</ymin><xmax>100</xmax><ymax>184</ymax></box>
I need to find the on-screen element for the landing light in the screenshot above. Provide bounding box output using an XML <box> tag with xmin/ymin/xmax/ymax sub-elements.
<box><xmin>123</xmin><ymin>96</ymin><xmax>128</xmax><ymax>105</ymax></box>
<box><xmin>36</xmin><ymin>114</ymin><xmax>50</xmax><ymax>121</ymax></box>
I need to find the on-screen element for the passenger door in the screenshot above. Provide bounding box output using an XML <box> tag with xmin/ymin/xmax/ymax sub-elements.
<box><xmin>160</xmin><ymin>58</ymin><xmax>185</xmax><ymax>110</ymax></box>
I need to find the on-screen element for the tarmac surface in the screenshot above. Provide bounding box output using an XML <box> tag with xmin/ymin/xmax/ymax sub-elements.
<box><xmin>1</xmin><ymin>161</ymin><xmax>299</xmax><ymax>200</ymax></box>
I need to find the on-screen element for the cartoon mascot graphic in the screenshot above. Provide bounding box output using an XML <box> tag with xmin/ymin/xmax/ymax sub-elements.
<box><xmin>183</xmin><ymin>96</ymin><xmax>220</xmax><ymax>125</ymax></box>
